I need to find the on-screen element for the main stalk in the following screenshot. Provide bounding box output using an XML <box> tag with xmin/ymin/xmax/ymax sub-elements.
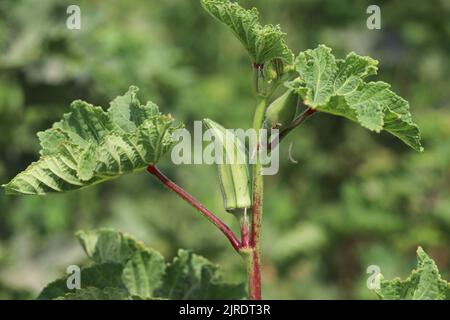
<box><xmin>245</xmin><ymin>85</ymin><xmax>267</xmax><ymax>299</ymax></box>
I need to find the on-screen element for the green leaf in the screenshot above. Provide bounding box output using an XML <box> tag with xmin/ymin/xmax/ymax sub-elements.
<box><xmin>201</xmin><ymin>0</ymin><xmax>293</xmax><ymax>67</ymax></box>
<box><xmin>76</xmin><ymin>229</ymin><xmax>146</xmax><ymax>264</ymax></box>
<box><xmin>38</xmin><ymin>253</ymin><xmax>165</xmax><ymax>300</ymax></box>
<box><xmin>122</xmin><ymin>250</ymin><xmax>166</xmax><ymax>298</ymax></box>
<box><xmin>3</xmin><ymin>86</ymin><xmax>182</xmax><ymax>195</ymax></box>
<box><xmin>287</xmin><ymin>45</ymin><xmax>423</xmax><ymax>152</ymax></box>
<box><xmin>39</xmin><ymin>229</ymin><xmax>245</xmax><ymax>300</ymax></box>
<box><xmin>157</xmin><ymin>249</ymin><xmax>246</xmax><ymax>300</ymax></box>
<box><xmin>375</xmin><ymin>247</ymin><xmax>450</xmax><ymax>300</ymax></box>
<box><xmin>38</xmin><ymin>263</ymin><xmax>125</xmax><ymax>300</ymax></box>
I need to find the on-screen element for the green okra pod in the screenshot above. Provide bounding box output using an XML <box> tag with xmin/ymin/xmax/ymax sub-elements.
<box><xmin>203</xmin><ymin>119</ymin><xmax>252</xmax><ymax>214</ymax></box>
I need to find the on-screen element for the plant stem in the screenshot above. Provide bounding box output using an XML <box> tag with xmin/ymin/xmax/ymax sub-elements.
<box><xmin>243</xmin><ymin>246</ymin><xmax>261</xmax><ymax>300</ymax></box>
<box><xmin>245</xmin><ymin>102</ymin><xmax>314</xmax><ymax>299</ymax></box>
<box><xmin>147</xmin><ymin>165</ymin><xmax>241</xmax><ymax>252</ymax></box>
<box><xmin>253</xmin><ymin>63</ymin><xmax>266</xmax><ymax>96</ymax></box>
<box><xmin>247</xmin><ymin>94</ymin><xmax>267</xmax><ymax>300</ymax></box>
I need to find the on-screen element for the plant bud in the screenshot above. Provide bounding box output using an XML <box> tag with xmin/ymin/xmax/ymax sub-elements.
<box><xmin>265</xmin><ymin>89</ymin><xmax>298</xmax><ymax>129</ymax></box>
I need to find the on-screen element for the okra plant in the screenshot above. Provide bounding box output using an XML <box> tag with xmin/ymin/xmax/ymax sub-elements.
<box><xmin>4</xmin><ymin>0</ymin><xmax>450</xmax><ymax>300</ymax></box>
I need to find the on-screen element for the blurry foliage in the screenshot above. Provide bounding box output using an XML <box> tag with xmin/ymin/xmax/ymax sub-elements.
<box><xmin>376</xmin><ymin>247</ymin><xmax>449</xmax><ymax>300</ymax></box>
<box><xmin>39</xmin><ymin>229</ymin><xmax>246</xmax><ymax>300</ymax></box>
<box><xmin>0</xmin><ymin>0</ymin><xmax>449</xmax><ymax>299</ymax></box>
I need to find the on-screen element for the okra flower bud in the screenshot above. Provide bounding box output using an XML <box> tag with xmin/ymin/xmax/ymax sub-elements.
<box><xmin>265</xmin><ymin>89</ymin><xmax>298</xmax><ymax>129</ymax></box>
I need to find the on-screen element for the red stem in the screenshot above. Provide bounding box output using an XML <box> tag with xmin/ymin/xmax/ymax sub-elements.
<box><xmin>147</xmin><ymin>165</ymin><xmax>241</xmax><ymax>252</ymax></box>
<box><xmin>248</xmin><ymin>189</ymin><xmax>262</xmax><ymax>300</ymax></box>
<box><xmin>248</xmin><ymin>250</ymin><xmax>261</xmax><ymax>300</ymax></box>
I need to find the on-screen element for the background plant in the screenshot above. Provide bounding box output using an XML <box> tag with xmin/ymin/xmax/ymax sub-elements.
<box><xmin>38</xmin><ymin>229</ymin><xmax>246</xmax><ymax>300</ymax></box>
<box><xmin>0</xmin><ymin>0</ymin><xmax>449</xmax><ymax>299</ymax></box>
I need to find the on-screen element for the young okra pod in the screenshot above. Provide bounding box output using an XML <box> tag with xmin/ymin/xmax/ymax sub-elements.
<box><xmin>203</xmin><ymin>119</ymin><xmax>252</xmax><ymax>215</ymax></box>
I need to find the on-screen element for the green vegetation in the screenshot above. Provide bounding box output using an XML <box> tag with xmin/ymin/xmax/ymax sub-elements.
<box><xmin>3</xmin><ymin>86</ymin><xmax>181</xmax><ymax>195</ymax></box>
<box><xmin>0</xmin><ymin>0</ymin><xmax>448</xmax><ymax>300</ymax></box>
<box><xmin>39</xmin><ymin>229</ymin><xmax>245</xmax><ymax>300</ymax></box>
<box><xmin>376</xmin><ymin>247</ymin><xmax>449</xmax><ymax>300</ymax></box>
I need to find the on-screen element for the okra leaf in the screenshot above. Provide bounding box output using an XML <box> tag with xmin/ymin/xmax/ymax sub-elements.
<box><xmin>76</xmin><ymin>229</ymin><xmax>147</xmax><ymax>265</ymax></box>
<box><xmin>157</xmin><ymin>249</ymin><xmax>246</xmax><ymax>300</ymax></box>
<box><xmin>122</xmin><ymin>250</ymin><xmax>166</xmax><ymax>298</ymax></box>
<box><xmin>3</xmin><ymin>86</ymin><xmax>182</xmax><ymax>195</ymax></box>
<box><xmin>77</xmin><ymin>229</ymin><xmax>166</xmax><ymax>298</ymax></box>
<box><xmin>38</xmin><ymin>263</ymin><xmax>125</xmax><ymax>300</ymax></box>
<box><xmin>375</xmin><ymin>247</ymin><xmax>450</xmax><ymax>300</ymax></box>
<box><xmin>201</xmin><ymin>0</ymin><xmax>294</xmax><ymax>67</ymax></box>
<box><xmin>39</xmin><ymin>229</ymin><xmax>245</xmax><ymax>300</ymax></box>
<box><xmin>287</xmin><ymin>45</ymin><xmax>423</xmax><ymax>152</ymax></box>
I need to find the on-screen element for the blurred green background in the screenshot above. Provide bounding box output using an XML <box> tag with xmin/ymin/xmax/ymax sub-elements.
<box><xmin>0</xmin><ymin>0</ymin><xmax>449</xmax><ymax>299</ymax></box>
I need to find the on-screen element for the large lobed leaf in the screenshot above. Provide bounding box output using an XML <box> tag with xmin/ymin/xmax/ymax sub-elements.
<box><xmin>157</xmin><ymin>249</ymin><xmax>247</xmax><ymax>299</ymax></box>
<box><xmin>201</xmin><ymin>0</ymin><xmax>294</xmax><ymax>67</ymax></box>
<box><xmin>38</xmin><ymin>263</ymin><xmax>126</xmax><ymax>300</ymax></box>
<box><xmin>287</xmin><ymin>45</ymin><xmax>423</xmax><ymax>152</ymax></box>
<box><xmin>39</xmin><ymin>229</ymin><xmax>246</xmax><ymax>300</ymax></box>
<box><xmin>3</xmin><ymin>86</ymin><xmax>182</xmax><ymax>195</ymax></box>
<box><xmin>375</xmin><ymin>247</ymin><xmax>450</xmax><ymax>300</ymax></box>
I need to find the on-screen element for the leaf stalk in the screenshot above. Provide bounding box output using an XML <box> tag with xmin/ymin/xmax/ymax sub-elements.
<box><xmin>147</xmin><ymin>165</ymin><xmax>241</xmax><ymax>252</ymax></box>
